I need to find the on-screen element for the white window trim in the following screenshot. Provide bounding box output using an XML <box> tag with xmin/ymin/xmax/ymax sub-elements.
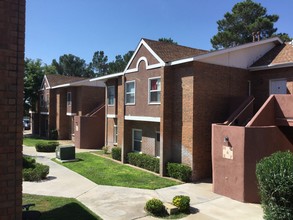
<box><xmin>67</xmin><ymin>92</ymin><xmax>72</xmax><ymax>106</ymax></box>
<box><xmin>107</xmin><ymin>86</ymin><xmax>115</xmax><ymax>106</ymax></box>
<box><xmin>125</xmin><ymin>80</ymin><xmax>136</xmax><ymax>105</ymax></box>
<box><xmin>148</xmin><ymin>77</ymin><xmax>161</xmax><ymax>104</ymax></box>
<box><xmin>132</xmin><ymin>129</ymin><xmax>142</xmax><ymax>152</ymax></box>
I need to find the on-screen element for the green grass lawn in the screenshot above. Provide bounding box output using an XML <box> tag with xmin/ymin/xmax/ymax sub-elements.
<box><xmin>23</xmin><ymin>194</ymin><xmax>101</xmax><ymax>220</ymax></box>
<box><xmin>23</xmin><ymin>136</ymin><xmax>58</xmax><ymax>147</ymax></box>
<box><xmin>54</xmin><ymin>152</ymin><xmax>179</xmax><ymax>189</ymax></box>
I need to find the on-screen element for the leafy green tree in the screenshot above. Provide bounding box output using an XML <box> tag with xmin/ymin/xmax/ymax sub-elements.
<box><xmin>24</xmin><ymin>58</ymin><xmax>46</xmax><ymax>114</ymax></box>
<box><xmin>52</xmin><ymin>54</ymin><xmax>90</xmax><ymax>77</ymax></box>
<box><xmin>273</xmin><ymin>33</ymin><xmax>292</xmax><ymax>42</ymax></box>
<box><xmin>158</xmin><ymin>38</ymin><xmax>178</xmax><ymax>45</ymax></box>
<box><xmin>211</xmin><ymin>0</ymin><xmax>279</xmax><ymax>49</ymax></box>
<box><xmin>108</xmin><ymin>51</ymin><xmax>134</xmax><ymax>74</ymax></box>
<box><xmin>90</xmin><ymin>51</ymin><xmax>108</xmax><ymax>76</ymax></box>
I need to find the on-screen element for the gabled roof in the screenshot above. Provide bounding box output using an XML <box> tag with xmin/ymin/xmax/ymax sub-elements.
<box><xmin>142</xmin><ymin>38</ymin><xmax>208</xmax><ymax>62</ymax></box>
<box><xmin>46</xmin><ymin>74</ymin><xmax>85</xmax><ymax>88</ymax></box>
<box><xmin>250</xmin><ymin>42</ymin><xmax>293</xmax><ymax>70</ymax></box>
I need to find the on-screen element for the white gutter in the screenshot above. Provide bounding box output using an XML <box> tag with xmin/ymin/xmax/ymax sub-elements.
<box><xmin>90</xmin><ymin>72</ymin><xmax>124</xmax><ymax>82</ymax></box>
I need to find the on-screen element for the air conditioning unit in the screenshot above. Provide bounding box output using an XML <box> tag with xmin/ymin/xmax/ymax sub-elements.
<box><xmin>56</xmin><ymin>145</ymin><xmax>75</xmax><ymax>161</ymax></box>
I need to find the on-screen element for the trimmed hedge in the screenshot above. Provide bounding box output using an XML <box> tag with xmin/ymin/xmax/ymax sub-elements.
<box><xmin>172</xmin><ymin>195</ymin><xmax>190</xmax><ymax>213</ymax></box>
<box><xmin>112</xmin><ymin>147</ymin><xmax>121</xmax><ymax>161</ymax></box>
<box><xmin>167</xmin><ymin>162</ymin><xmax>192</xmax><ymax>182</ymax></box>
<box><xmin>145</xmin><ymin>198</ymin><xmax>166</xmax><ymax>216</ymax></box>
<box><xmin>23</xmin><ymin>156</ymin><xmax>49</xmax><ymax>181</ymax></box>
<box><xmin>256</xmin><ymin>151</ymin><xmax>293</xmax><ymax>220</ymax></box>
<box><xmin>128</xmin><ymin>152</ymin><xmax>159</xmax><ymax>173</ymax></box>
<box><xmin>35</xmin><ymin>141</ymin><xmax>59</xmax><ymax>152</ymax></box>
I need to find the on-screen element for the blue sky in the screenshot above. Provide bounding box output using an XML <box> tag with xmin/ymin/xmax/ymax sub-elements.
<box><xmin>25</xmin><ymin>0</ymin><xmax>292</xmax><ymax>65</ymax></box>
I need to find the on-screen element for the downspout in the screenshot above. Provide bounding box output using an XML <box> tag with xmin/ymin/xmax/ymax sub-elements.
<box><xmin>105</xmin><ymin>83</ymin><xmax>108</xmax><ymax>146</ymax></box>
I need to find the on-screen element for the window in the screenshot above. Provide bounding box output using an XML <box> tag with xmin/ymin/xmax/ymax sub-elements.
<box><xmin>132</xmin><ymin>129</ymin><xmax>142</xmax><ymax>152</ymax></box>
<box><xmin>67</xmin><ymin>92</ymin><xmax>72</xmax><ymax>106</ymax></box>
<box><xmin>113</xmin><ymin>125</ymin><xmax>118</xmax><ymax>144</ymax></box>
<box><xmin>46</xmin><ymin>93</ymin><xmax>49</xmax><ymax>107</ymax></box>
<box><xmin>107</xmin><ymin>86</ymin><xmax>115</xmax><ymax>106</ymax></box>
<box><xmin>125</xmin><ymin>81</ymin><xmax>135</xmax><ymax>104</ymax></box>
<box><xmin>149</xmin><ymin>77</ymin><xmax>161</xmax><ymax>104</ymax></box>
<box><xmin>40</xmin><ymin>94</ymin><xmax>44</xmax><ymax>107</ymax></box>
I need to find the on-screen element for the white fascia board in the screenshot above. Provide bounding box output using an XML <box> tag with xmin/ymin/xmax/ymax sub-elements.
<box><xmin>107</xmin><ymin>114</ymin><xmax>117</xmax><ymax>118</ymax></box>
<box><xmin>249</xmin><ymin>62</ymin><xmax>293</xmax><ymax>71</ymax></box>
<box><xmin>124</xmin><ymin>115</ymin><xmax>160</xmax><ymax>122</ymax></box>
<box><xmin>51</xmin><ymin>83</ymin><xmax>71</xmax><ymax>89</ymax></box>
<box><xmin>124</xmin><ymin>39</ymin><xmax>165</xmax><ymax>73</ymax></box>
<box><xmin>125</xmin><ymin>57</ymin><xmax>163</xmax><ymax>74</ymax></box>
<box><xmin>90</xmin><ymin>72</ymin><xmax>124</xmax><ymax>82</ymax></box>
<box><xmin>168</xmin><ymin>37</ymin><xmax>283</xmax><ymax>66</ymax></box>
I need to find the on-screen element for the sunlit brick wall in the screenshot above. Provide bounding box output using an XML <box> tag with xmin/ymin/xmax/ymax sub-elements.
<box><xmin>0</xmin><ymin>0</ymin><xmax>25</xmax><ymax>218</ymax></box>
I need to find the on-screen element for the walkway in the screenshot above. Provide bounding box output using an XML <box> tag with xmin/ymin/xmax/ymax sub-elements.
<box><xmin>23</xmin><ymin>146</ymin><xmax>263</xmax><ymax>220</ymax></box>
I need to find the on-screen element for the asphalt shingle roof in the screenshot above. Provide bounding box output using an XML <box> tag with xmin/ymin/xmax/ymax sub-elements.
<box><xmin>46</xmin><ymin>74</ymin><xmax>85</xmax><ymax>87</ymax></box>
<box><xmin>143</xmin><ymin>38</ymin><xmax>208</xmax><ymax>62</ymax></box>
<box><xmin>251</xmin><ymin>42</ymin><xmax>293</xmax><ymax>67</ymax></box>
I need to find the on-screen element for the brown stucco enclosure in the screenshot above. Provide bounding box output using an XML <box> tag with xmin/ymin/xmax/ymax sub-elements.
<box><xmin>213</xmin><ymin>95</ymin><xmax>293</xmax><ymax>203</ymax></box>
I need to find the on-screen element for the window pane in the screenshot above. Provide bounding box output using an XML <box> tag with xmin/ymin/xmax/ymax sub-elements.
<box><xmin>107</xmin><ymin>87</ymin><xmax>115</xmax><ymax>105</ymax></box>
<box><xmin>126</xmin><ymin>94</ymin><xmax>134</xmax><ymax>104</ymax></box>
<box><xmin>134</xmin><ymin>130</ymin><xmax>142</xmax><ymax>140</ymax></box>
<box><xmin>126</xmin><ymin>82</ymin><xmax>134</xmax><ymax>93</ymax></box>
<box><xmin>133</xmin><ymin>141</ymin><xmax>141</xmax><ymax>152</ymax></box>
<box><xmin>150</xmin><ymin>91</ymin><xmax>160</xmax><ymax>102</ymax></box>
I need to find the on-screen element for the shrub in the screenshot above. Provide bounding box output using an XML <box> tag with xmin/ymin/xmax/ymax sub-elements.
<box><xmin>128</xmin><ymin>152</ymin><xmax>159</xmax><ymax>173</ymax></box>
<box><xmin>167</xmin><ymin>163</ymin><xmax>192</xmax><ymax>182</ymax></box>
<box><xmin>35</xmin><ymin>142</ymin><xmax>59</xmax><ymax>152</ymax></box>
<box><xmin>172</xmin><ymin>195</ymin><xmax>190</xmax><ymax>213</ymax></box>
<box><xmin>112</xmin><ymin>147</ymin><xmax>121</xmax><ymax>161</ymax></box>
<box><xmin>23</xmin><ymin>163</ymin><xmax>49</xmax><ymax>181</ymax></box>
<box><xmin>256</xmin><ymin>151</ymin><xmax>293</xmax><ymax>220</ymax></box>
<box><xmin>23</xmin><ymin>156</ymin><xmax>36</xmax><ymax>168</ymax></box>
<box><xmin>145</xmin><ymin>198</ymin><xmax>166</xmax><ymax>216</ymax></box>
<box><xmin>49</xmin><ymin>129</ymin><xmax>58</xmax><ymax>140</ymax></box>
<box><xmin>102</xmin><ymin>146</ymin><xmax>109</xmax><ymax>154</ymax></box>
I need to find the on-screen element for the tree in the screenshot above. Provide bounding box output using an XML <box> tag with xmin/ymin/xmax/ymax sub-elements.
<box><xmin>211</xmin><ymin>0</ymin><xmax>280</xmax><ymax>50</ymax></box>
<box><xmin>273</xmin><ymin>33</ymin><xmax>292</xmax><ymax>42</ymax></box>
<box><xmin>24</xmin><ymin>58</ymin><xmax>46</xmax><ymax>114</ymax></box>
<box><xmin>108</xmin><ymin>50</ymin><xmax>134</xmax><ymax>74</ymax></box>
<box><xmin>90</xmin><ymin>51</ymin><xmax>108</xmax><ymax>76</ymax></box>
<box><xmin>52</xmin><ymin>54</ymin><xmax>91</xmax><ymax>77</ymax></box>
<box><xmin>158</xmin><ymin>38</ymin><xmax>178</xmax><ymax>45</ymax></box>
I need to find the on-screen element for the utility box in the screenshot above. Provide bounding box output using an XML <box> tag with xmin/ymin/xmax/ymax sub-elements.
<box><xmin>56</xmin><ymin>145</ymin><xmax>75</xmax><ymax>161</ymax></box>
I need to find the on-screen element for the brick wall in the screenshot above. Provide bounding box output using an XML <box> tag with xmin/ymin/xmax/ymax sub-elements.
<box><xmin>0</xmin><ymin>0</ymin><xmax>25</xmax><ymax>218</ymax></box>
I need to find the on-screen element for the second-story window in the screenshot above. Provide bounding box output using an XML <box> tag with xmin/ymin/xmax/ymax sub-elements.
<box><xmin>46</xmin><ymin>93</ymin><xmax>49</xmax><ymax>108</ymax></box>
<box><xmin>107</xmin><ymin>86</ymin><xmax>115</xmax><ymax>106</ymax></box>
<box><xmin>40</xmin><ymin>94</ymin><xmax>44</xmax><ymax>107</ymax></box>
<box><xmin>149</xmin><ymin>77</ymin><xmax>161</xmax><ymax>104</ymax></box>
<box><xmin>125</xmin><ymin>81</ymin><xmax>135</xmax><ymax>105</ymax></box>
<box><xmin>67</xmin><ymin>92</ymin><xmax>72</xmax><ymax>106</ymax></box>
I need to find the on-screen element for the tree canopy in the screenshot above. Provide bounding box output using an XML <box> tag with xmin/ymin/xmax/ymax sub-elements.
<box><xmin>158</xmin><ymin>38</ymin><xmax>178</xmax><ymax>45</ymax></box>
<box><xmin>24</xmin><ymin>58</ymin><xmax>55</xmax><ymax>114</ymax></box>
<box><xmin>211</xmin><ymin>0</ymin><xmax>282</xmax><ymax>50</ymax></box>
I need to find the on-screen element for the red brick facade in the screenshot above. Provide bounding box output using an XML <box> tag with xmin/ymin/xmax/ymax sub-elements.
<box><xmin>0</xmin><ymin>0</ymin><xmax>25</xmax><ymax>218</ymax></box>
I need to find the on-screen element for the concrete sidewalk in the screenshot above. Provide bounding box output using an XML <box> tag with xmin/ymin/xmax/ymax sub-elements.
<box><xmin>23</xmin><ymin>146</ymin><xmax>263</xmax><ymax>220</ymax></box>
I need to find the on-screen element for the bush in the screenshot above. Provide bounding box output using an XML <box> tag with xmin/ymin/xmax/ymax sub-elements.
<box><xmin>112</xmin><ymin>147</ymin><xmax>121</xmax><ymax>161</ymax></box>
<box><xmin>102</xmin><ymin>146</ymin><xmax>109</xmax><ymax>154</ymax></box>
<box><xmin>128</xmin><ymin>152</ymin><xmax>159</xmax><ymax>173</ymax></box>
<box><xmin>145</xmin><ymin>198</ymin><xmax>166</xmax><ymax>216</ymax></box>
<box><xmin>167</xmin><ymin>163</ymin><xmax>192</xmax><ymax>182</ymax></box>
<box><xmin>35</xmin><ymin>142</ymin><xmax>59</xmax><ymax>152</ymax></box>
<box><xmin>49</xmin><ymin>129</ymin><xmax>58</xmax><ymax>140</ymax></box>
<box><xmin>23</xmin><ymin>156</ymin><xmax>36</xmax><ymax>168</ymax></box>
<box><xmin>172</xmin><ymin>195</ymin><xmax>190</xmax><ymax>213</ymax></box>
<box><xmin>23</xmin><ymin>156</ymin><xmax>50</xmax><ymax>181</ymax></box>
<box><xmin>256</xmin><ymin>151</ymin><xmax>293</xmax><ymax>220</ymax></box>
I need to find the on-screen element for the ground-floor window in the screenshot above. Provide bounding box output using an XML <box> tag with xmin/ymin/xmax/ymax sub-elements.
<box><xmin>155</xmin><ymin>131</ymin><xmax>160</xmax><ymax>157</ymax></box>
<box><xmin>132</xmin><ymin>129</ymin><xmax>142</xmax><ymax>152</ymax></box>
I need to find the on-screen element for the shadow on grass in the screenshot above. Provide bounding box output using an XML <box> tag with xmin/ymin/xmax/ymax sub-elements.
<box><xmin>40</xmin><ymin>202</ymin><xmax>99</xmax><ymax>220</ymax></box>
